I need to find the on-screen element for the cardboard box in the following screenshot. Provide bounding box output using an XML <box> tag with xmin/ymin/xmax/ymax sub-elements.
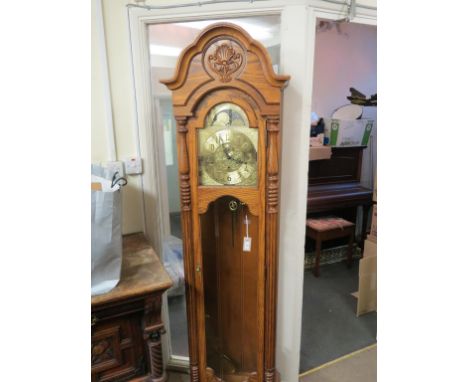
<box><xmin>369</xmin><ymin>204</ymin><xmax>377</xmax><ymax>242</ymax></box>
<box><xmin>367</xmin><ymin>233</ymin><xmax>377</xmax><ymax>244</ymax></box>
<box><xmin>355</xmin><ymin>254</ymin><xmax>377</xmax><ymax>316</ymax></box>
<box><xmin>363</xmin><ymin>238</ymin><xmax>377</xmax><ymax>257</ymax></box>
<box><xmin>310</xmin><ymin>135</ymin><xmax>324</xmax><ymax>147</ymax></box>
<box><xmin>309</xmin><ymin>145</ymin><xmax>332</xmax><ymax>161</ymax></box>
<box><xmin>324</xmin><ymin>118</ymin><xmax>374</xmax><ymax>147</ymax></box>
<box><xmin>352</xmin><ymin>235</ymin><xmax>377</xmax><ymax>316</ymax></box>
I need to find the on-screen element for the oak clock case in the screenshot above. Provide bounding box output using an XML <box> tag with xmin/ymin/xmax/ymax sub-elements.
<box><xmin>161</xmin><ymin>23</ymin><xmax>289</xmax><ymax>382</ymax></box>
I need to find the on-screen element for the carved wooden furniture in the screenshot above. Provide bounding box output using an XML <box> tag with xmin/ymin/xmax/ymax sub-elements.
<box><xmin>91</xmin><ymin>233</ymin><xmax>173</xmax><ymax>382</ymax></box>
<box><xmin>307</xmin><ymin>146</ymin><xmax>373</xmax><ymax>247</ymax></box>
<box><xmin>306</xmin><ymin>217</ymin><xmax>355</xmax><ymax>277</ymax></box>
<box><xmin>160</xmin><ymin>23</ymin><xmax>289</xmax><ymax>382</ymax></box>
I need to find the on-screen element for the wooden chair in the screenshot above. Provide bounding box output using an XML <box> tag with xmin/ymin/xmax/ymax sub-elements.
<box><xmin>306</xmin><ymin>216</ymin><xmax>355</xmax><ymax>277</ymax></box>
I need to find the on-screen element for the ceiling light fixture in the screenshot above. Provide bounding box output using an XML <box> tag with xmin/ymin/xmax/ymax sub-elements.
<box><xmin>150</xmin><ymin>44</ymin><xmax>183</xmax><ymax>57</ymax></box>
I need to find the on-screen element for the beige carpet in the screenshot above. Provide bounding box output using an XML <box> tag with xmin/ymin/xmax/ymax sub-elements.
<box><xmin>300</xmin><ymin>344</ymin><xmax>377</xmax><ymax>382</ymax></box>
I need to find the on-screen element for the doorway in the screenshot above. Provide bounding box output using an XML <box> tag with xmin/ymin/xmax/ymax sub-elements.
<box><xmin>300</xmin><ymin>18</ymin><xmax>377</xmax><ymax>379</ymax></box>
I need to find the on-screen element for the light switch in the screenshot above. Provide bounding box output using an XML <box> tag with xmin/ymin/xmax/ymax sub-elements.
<box><xmin>125</xmin><ymin>157</ymin><xmax>143</xmax><ymax>175</ymax></box>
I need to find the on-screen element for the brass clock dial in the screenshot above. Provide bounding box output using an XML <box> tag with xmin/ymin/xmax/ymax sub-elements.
<box><xmin>198</xmin><ymin>103</ymin><xmax>258</xmax><ymax>186</ymax></box>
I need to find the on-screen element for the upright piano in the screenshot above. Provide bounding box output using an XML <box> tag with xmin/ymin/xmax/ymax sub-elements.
<box><xmin>307</xmin><ymin>146</ymin><xmax>373</xmax><ymax>248</ymax></box>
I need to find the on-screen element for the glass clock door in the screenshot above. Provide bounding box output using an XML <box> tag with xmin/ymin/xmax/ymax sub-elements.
<box><xmin>200</xmin><ymin>196</ymin><xmax>259</xmax><ymax>381</ymax></box>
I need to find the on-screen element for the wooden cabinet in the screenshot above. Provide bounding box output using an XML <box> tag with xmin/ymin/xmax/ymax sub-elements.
<box><xmin>161</xmin><ymin>23</ymin><xmax>289</xmax><ymax>382</ymax></box>
<box><xmin>91</xmin><ymin>234</ymin><xmax>172</xmax><ymax>382</ymax></box>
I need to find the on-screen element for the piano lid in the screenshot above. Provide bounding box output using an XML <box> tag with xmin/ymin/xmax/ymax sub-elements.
<box><xmin>308</xmin><ymin>146</ymin><xmax>372</xmax><ymax>213</ymax></box>
<box><xmin>308</xmin><ymin>146</ymin><xmax>366</xmax><ymax>186</ymax></box>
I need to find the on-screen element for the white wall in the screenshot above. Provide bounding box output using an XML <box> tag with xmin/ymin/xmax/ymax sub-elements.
<box><xmin>276</xmin><ymin>8</ymin><xmax>315</xmax><ymax>380</ymax></box>
<box><xmin>91</xmin><ymin>1</ymin><xmax>108</xmax><ymax>164</ymax></box>
<box><xmin>91</xmin><ymin>0</ymin><xmax>144</xmax><ymax>234</ymax></box>
<box><xmin>311</xmin><ymin>21</ymin><xmax>377</xmax><ymax>188</ymax></box>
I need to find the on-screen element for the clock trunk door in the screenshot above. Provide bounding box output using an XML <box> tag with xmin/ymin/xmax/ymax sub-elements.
<box><xmin>200</xmin><ymin>196</ymin><xmax>260</xmax><ymax>382</ymax></box>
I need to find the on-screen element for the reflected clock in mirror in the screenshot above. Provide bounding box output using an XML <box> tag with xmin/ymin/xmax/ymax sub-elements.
<box><xmin>198</xmin><ymin>103</ymin><xmax>258</xmax><ymax>186</ymax></box>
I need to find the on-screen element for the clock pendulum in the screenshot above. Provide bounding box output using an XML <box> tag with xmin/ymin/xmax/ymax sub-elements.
<box><xmin>229</xmin><ymin>200</ymin><xmax>238</xmax><ymax>247</ymax></box>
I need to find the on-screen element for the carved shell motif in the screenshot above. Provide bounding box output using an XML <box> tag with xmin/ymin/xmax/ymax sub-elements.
<box><xmin>208</xmin><ymin>43</ymin><xmax>244</xmax><ymax>82</ymax></box>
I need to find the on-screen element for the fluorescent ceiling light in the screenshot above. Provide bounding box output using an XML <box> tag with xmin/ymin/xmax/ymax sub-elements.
<box><xmin>150</xmin><ymin>44</ymin><xmax>182</xmax><ymax>57</ymax></box>
<box><xmin>175</xmin><ymin>20</ymin><xmax>274</xmax><ymax>41</ymax></box>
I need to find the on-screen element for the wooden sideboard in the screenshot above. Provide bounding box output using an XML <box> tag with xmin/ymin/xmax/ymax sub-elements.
<box><xmin>91</xmin><ymin>233</ymin><xmax>173</xmax><ymax>382</ymax></box>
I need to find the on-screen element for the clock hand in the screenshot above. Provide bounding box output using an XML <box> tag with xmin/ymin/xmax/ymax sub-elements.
<box><xmin>224</xmin><ymin>148</ymin><xmax>244</xmax><ymax>165</ymax></box>
<box><xmin>222</xmin><ymin>145</ymin><xmax>245</xmax><ymax>165</ymax></box>
<box><xmin>221</xmin><ymin>142</ymin><xmax>234</xmax><ymax>161</ymax></box>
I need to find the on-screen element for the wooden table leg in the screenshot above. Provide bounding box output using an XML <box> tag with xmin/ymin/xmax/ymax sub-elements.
<box><xmin>143</xmin><ymin>295</ymin><xmax>166</xmax><ymax>382</ymax></box>
<box><xmin>360</xmin><ymin>204</ymin><xmax>371</xmax><ymax>253</ymax></box>
<box><xmin>347</xmin><ymin>228</ymin><xmax>354</xmax><ymax>269</ymax></box>
<box><xmin>145</xmin><ymin>329</ymin><xmax>166</xmax><ymax>382</ymax></box>
<box><xmin>314</xmin><ymin>237</ymin><xmax>321</xmax><ymax>278</ymax></box>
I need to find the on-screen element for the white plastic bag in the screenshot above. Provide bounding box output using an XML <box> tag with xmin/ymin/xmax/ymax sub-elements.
<box><xmin>91</xmin><ymin>165</ymin><xmax>125</xmax><ymax>296</ymax></box>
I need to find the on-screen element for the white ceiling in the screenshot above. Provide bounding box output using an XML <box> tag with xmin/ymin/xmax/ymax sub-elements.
<box><xmin>148</xmin><ymin>16</ymin><xmax>281</xmax><ymax>68</ymax></box>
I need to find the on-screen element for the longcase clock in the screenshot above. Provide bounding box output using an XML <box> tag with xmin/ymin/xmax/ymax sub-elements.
<box><xmin>161</xmin><ymin>23</ymin><xmax>289</xmax><ymax>382</ymax></box>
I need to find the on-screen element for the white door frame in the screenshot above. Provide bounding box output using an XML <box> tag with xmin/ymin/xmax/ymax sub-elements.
<box><xmin>277</xmin><ymin>5</ymin><xmax>376</xmax><ymax>380</ymax></box>
<box><xmin>127</xmin><ymin>1</ymin><xmax>376</xmax><ymax>380</ymax></box>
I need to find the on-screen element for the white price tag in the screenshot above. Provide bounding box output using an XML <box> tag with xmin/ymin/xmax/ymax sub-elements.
<box><xmin>243</xmin><ymin>214</ymin><xmax>251</xmax><ymax>252</ymax></box>
<box><xmin>243</xmin><ymin>236</ymin><xmax>252</xmax><ymax>252</ymax></box>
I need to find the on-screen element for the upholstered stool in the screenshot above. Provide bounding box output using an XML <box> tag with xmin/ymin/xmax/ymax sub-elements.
<box><xmin>306</xmin><ymin>216</ymin><xmax>355</xmax><ymax>277</ymax></box>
